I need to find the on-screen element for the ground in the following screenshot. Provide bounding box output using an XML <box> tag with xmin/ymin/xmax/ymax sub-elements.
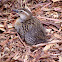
<box><xmin>0</xmin><ymin>0</ymin><xmax>62</xmax><ymax>62</ymax></box>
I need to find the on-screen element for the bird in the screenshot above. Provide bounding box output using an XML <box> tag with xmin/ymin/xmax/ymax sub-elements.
<box><xmin>13</xmin><ymin>8</ymin><xmax>47</xmax><ymax>45</ymax></box>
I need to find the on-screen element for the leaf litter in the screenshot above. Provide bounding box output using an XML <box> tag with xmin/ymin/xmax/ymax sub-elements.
<box><xmin>0</xmin><ymin>0</ymin><xmax>62</xmax><ymax>62</ymax></box>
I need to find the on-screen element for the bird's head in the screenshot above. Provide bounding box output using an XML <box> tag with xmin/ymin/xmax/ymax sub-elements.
<box><xmin>13</xmin><ymin>8</ymin><xmax>32</xmax><ymax>22</ymax></box>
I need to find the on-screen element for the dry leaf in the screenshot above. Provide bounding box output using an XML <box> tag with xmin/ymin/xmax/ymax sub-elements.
<box><xmin>43</xmin><ymin>44</ymin><xmax>55</xmax><ymax>52</ymax></box>
<box><xmin>24</xmin><ymin>55</ymin><xmax>29</xmax><ymax>62</ymax></box>
<box><xmin>0</xmin><ymin>24</ymin><xmax>4</xmax><ymax>27</ymax></box>
<box><xmin>13</xmin><ymin>53</ymin><xmax>20</xmax><ymax>60</ymax></box>
<box><xmin>8</xmin><ymin>24</ymin><xmax>13</xmax><ymax>28</ymax></box>
<box><xmin>0</xmin><ymin>28</ymin><xmax>6</xmax><ymax>32</ymax></box>
<box><xmin>59</xmin><ymin>56</ymin><xmax>62</xmax><ymax>62</ymax></box>
<box><xmin>52</xmin><ymin>0</ymin><xmax>60</xmax><ymax>2</ymax></box>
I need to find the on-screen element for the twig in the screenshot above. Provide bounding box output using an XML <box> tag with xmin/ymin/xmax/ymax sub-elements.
<box><xmin>3</xmin><ymin>32</ymin><xmax>17</xmax><ymax>34</ymax></box>
<box><xmin>22</xmin><ymin>0</ymin><xmax>32</xmax><ymax>6</ymax></box>
<box><xmin>37</xmin><ymin>16</ymin><xmax>60</xmax><ymax>29</ymax></box>
<box><xmin>4</xmin><ymin>21</ymin><xmax>8</xmax><ymax>32</ymax></box>
<box><xmin>41</xmin><ymin>2</ymin><xmax>52</xmax><ymax>9</ymax></box>
<box><xmin>16</xmin><ymin>32</ymin><xmax>27</xmax><ymax>47</ymax></box>
<box><xmin>38</xmin><ymin>16</ymin><xmax>62</xmax><ymax>22</ymax></box>
<box><xmin>21</xmin><ymin>0</ymin><xmax>23</xmax><ymax>8</ymax></box>
<box><xmin>0</xmin><ymin>37</ymin><xmax>9</xmax><ymax>46</ymax></box>
<box><xmin>32</xmin><ymin>40</ymin><xmax>62</xmax><ymax>48</ymax></box>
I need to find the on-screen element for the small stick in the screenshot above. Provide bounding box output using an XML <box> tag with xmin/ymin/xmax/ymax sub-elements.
<box><xmin>17</xmin><ymin>32</ymin><xmax>27</xmax><ymax>47</ymax></box>
<box><xmin>21</xmin><ymin>0</ymin><xmax>23</xmax><ymax>8</ymax></box>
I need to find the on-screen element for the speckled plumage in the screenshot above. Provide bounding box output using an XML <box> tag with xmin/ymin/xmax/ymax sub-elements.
<box><xmin>14</xmin><ymin>8</ymin><xmax>47</xmax><ymax>45</ymax></box>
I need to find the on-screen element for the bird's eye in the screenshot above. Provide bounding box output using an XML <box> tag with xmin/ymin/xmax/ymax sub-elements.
<box><xmin>20</xmin><ymin>11</ymin><xmax>23</xmax><ymax>12</ymax></box>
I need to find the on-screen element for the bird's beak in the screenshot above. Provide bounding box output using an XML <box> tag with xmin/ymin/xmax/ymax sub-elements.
<box><xmin>12</xmin><ymin>9</ymin><xmax>18</xmax><ymax>13</ymax></box>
